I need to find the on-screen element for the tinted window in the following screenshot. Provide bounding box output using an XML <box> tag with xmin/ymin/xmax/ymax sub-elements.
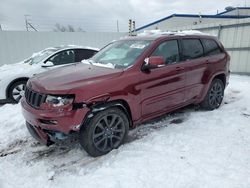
<box><xmin>47</xmin><ymin>50</ymin><xmax>75</xmax><ymax>65</ymax></box>
<box><xmin>181</xmin><ymin>39</ymin><xmax>203</xmax><ymax>60</ymax></box>
<box><xmin>151</xmin><ymin>40</ymin><xmax>180</xmax><ymax>64</ymax></box>
<box><xmin>201</xmin><ymin>39</ymin><xmax>222</xmax><ymax>56</ymax></box>
<box><xmin>75</xmin><ymin>49</ymin><xmax>97</xmax><ymax>62</ymax></box>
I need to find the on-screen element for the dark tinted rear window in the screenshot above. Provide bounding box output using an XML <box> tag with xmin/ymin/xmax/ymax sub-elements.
<box><xmin>201</xmin><ymin>39</ymin><xmax>222</xmax><ymax>56</ymax></box>
<box><xmin>75</xmin><ymin>49</ymin><xmax>97</xmax><ymax>62</ymax></box>
<box><xmin>181</xmin><ymin>39</ymin><xmax>203</xmax><ymax>60</ymax></box>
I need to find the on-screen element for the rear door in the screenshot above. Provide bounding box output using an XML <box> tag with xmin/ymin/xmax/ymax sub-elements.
<box><xmin>180</xmin><ymin>38</ymin><xmax>208</xmax><ymax>102</ymax></box>
<box><xmin>140</xmin><ymin>39</ymin><xmax>186</xmax><ymax>118</ymax></box>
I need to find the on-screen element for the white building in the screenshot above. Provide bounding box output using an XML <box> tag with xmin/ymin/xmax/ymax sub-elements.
<box><xmin>135</xmin><ymin>7</ymin><xmax>250</xmax><ymax>32</ymax></box>
<box><xmin>135</xmin><ymin>7</ymin><xmax>250</xmax><ymax>74</ymax></box>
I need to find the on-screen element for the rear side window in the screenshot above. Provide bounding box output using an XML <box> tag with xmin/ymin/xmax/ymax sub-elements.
<box><xmin>75</xmin><ymin>49</ymin><xmax>97</xmax><ymax>62</ymax></box>
<box><xmin>181</xmin><ymin>39</ymin><xmax>203</xmax><ymax>60</ymax></box>
<box><xmin>201</xmin><ymin>39</ymin><xmax>222</xmax><ymax>56</ymax></box>
<box><xmin>151</xmin><ymin>40</ymin><xmax>180</xmax><ymax>64</ymax></box>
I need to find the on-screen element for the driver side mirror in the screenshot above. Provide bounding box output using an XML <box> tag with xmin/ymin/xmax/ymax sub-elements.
<box><xmin>142</xmin><ymin>56</ymin><xmax>165</xmax><ymax>71</ymax></box>
<box><xmin>42</xmin><ymin>61</ymin><xmax>54</xmax><ymax>68</ymax></box>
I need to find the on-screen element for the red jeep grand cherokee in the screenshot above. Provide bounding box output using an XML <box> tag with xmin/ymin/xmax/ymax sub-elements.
<box><xmin>21</xmin><ymin>33</ymin><xmax>230</xmax><ymax>157</ymax></box>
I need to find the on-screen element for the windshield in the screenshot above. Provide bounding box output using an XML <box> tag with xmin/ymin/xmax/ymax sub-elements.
<box><xmin>90</xmin><ymin>40</ymin><xmax>152</xmax><ymax>69</ymax></box>
<box><xmin>24</xmin><ymin>49</ymin><xmax>58</xmax><ymax>65</ymax></box>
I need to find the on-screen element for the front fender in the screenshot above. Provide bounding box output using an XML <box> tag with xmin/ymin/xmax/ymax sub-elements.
<box><xmin>80</xmin><ymin>100</ymin><xmax>132</xmax><ymax>130</ymax></box>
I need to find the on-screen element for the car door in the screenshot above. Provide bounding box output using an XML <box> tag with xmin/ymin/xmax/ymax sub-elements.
<box><xmin>139</xmin><ymin>40</ymin><xmax>186</xmax><ymax>118</ymax></box>
<box><xmin>180</xmin><ymin>38</ymin><xmax>209</xmax><ymax>102</ymax></box>
<box><xmin>74</xmin><ymin>49</ymin><xmax>98</xmax><ymax>62</ymax></box>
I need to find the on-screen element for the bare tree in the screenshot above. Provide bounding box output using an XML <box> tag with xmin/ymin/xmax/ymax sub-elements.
<box><xmin>53</xmin><ymin>23</ymin><xmax>85</xmax><ymax>32</ymax></box>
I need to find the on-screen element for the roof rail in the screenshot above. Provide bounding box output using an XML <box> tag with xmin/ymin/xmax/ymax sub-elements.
<box><xmin>137</xmin><ymin>29</ymin><xmax>210</xmax><ymax>36</ymax></box>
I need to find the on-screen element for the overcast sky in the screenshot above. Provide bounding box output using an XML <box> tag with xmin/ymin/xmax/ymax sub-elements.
<box><xmin>0</xmin><ymin>0</ymin><xmax>249</xmax><ymax>32</ymax></box>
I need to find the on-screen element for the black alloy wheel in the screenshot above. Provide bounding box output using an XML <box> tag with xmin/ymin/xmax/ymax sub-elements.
<box><xmin>79</xmin><ymin>107</ymin><xmax>129</xmax><ymax>157</ymax></box>
<box><xmin>201</xmin><ymin>78</ymin><xmax>224</xmax><ymax>110</ymax></box>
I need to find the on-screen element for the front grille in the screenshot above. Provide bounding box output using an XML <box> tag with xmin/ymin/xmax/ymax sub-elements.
<box><xmin>25</xmin><ymin>87</ymin><xmax>46</xmax><ymax>108</ymax></box>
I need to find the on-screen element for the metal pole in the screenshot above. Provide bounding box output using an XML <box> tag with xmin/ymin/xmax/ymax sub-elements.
<box><xmin>28</xmin><ymin>23</ymin><xmax>38</xmax><ymax>31</ymax></box>
<box><xmin>24</xmin><ymin>15</ymin><xmax>29</xmax><ymax>31</ymax></box>
<box><xmin>116</xmin><ymin>20</ymin><xmax>119</xmax><ymax>32</ymax></box>
<box><xmin>217</xmin><ymin>24</ymin><xmax>222</xmax><ymax>39</ymax></box>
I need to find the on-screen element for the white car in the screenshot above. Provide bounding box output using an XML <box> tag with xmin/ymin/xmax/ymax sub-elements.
<box><xmin>0</xmin><ymin>45</ymin><xmax>99</xmax><ymax>103</ymax></box>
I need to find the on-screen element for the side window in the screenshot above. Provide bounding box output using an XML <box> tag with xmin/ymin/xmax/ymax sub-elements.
<box><xmin>201</xmin><ymin>39</ymin><xmax>222</xmax><ymax>56</ymax></box>
<box><xmin>151</xmin><ymin>40</ymin><xmax>180</xmax><ymax>64</ymax></box>
<box><xmin>181</xmin><ymin>39</ymin><xmax>203</xmax><ymax>61</ymax></box>
<box><xmin>47</xmin><ymin>50</ymin><xmax>75</xmax><ymax>65</ymax></box>
<box><xmin>75</xmin><ymin>49</ymin><xmax>97</xmax><ymax>62</ymax></box>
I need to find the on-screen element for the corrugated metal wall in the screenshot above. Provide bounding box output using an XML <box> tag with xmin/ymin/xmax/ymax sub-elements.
<box><xmin>0</xmin><ymin>31</ymin><xmax>126</xmax><ymax>65</ymax></box>
<box><xmin>171</xmin><ymin>18</ymin><xmax>250</xmax><ymax>74</ymax></box>
<box><xmin>1</xmin><ymin>25</ymin><xmax>250</xmax><ymax>73</ymax></box>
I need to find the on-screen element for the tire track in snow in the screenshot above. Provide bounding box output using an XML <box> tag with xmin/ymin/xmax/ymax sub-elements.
<box><xmin>0</xmin><ymin>101</ymin><xmax>234</xmax><ymax>180</ymax></box>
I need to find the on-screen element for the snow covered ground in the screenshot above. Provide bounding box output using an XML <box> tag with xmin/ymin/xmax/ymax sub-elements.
<box><xmin>0</xmin><ymin>75</ymin><xmax>250</xmax><ymax>188</ymax></box>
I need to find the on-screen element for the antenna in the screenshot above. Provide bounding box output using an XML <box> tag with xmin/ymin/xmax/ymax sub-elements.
<box><xmin>24</xmin><ymin>15</ymin><xmax>38</xmax><ymax>31</ymax></box>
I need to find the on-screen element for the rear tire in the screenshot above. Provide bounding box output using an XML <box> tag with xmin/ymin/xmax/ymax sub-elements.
<box><xmin>200</xmin><ymin>78</ymin><xmax>224</xmax><ymax>110</ymax></box>
<box><xmin>79</xmin><ymin>107</ymin><xmax>129</xmax><ymax>157</ymax></box>
<box><xmin>8</xmin><ymin>80</ymin><xmax>27</xmax><ymax>103</ymax></box>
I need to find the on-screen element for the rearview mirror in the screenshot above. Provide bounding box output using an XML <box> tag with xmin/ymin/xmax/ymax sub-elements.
<box><xmin>42</xmin><ymin>61</ymin><xmax>54</xmax><ymax>68</ymax></box>
<box><xmin>142</xmin><ymin>56</ymin><xmax>165</xmax><ymax>71</ymax></box>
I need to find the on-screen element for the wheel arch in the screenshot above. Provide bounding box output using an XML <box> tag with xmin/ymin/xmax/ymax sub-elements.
<box><xmin>213</xmin><ymin>73</ymin><xmax>226</xmax><ymax>87</ymax></box>
<box><xmin>197</xmin><ymin>72</ymin><xmax>226</xmax><ymax>104</ymax></box>
<box><xmin>6</xmin><ymin>77</ymin><xmax>29</xmax><ymax>98</ymax></box>
<box><xmin>80</xmin><ymin>99</ymin><xmax>133</xmax><ymax>130</ymax></box>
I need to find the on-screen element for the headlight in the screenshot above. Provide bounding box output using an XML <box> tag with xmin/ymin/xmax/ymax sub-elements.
<box><xmin>45</xmin><ymin>95</ymin><xmax>74</xmax><ymax>107</ymax></box>
<box><xmin>40</xmin><ymin>95</ymin><xmax>74</xmax><ymax>111</ymax></box>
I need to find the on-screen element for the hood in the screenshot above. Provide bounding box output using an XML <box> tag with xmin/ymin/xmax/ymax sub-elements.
<box><xmin>0</xmin><ymin>62</ymin><xmax>42</xmax><ymax>80</ymax></box>
<box><xmin>29</xmin><ymin>63</ymin><xmax>123</xmax><ymax>93</ymax></box>
<box><xmin>0</xmin><ymin>62</ymin><xmax>29</xmax><ymax>72</ymax></box>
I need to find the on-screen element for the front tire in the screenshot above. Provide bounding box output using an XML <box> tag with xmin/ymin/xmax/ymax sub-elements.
<box><xmin>8</xmin><ymin>80</ymin><xmax>27</xmax><ymax>103</ymax></box>
<box><xmin>79</xmin><ymin>107</ymin><xmax>129</xmax><ymax>157</ymax></box>
<box><xmin>201</xmin><ymin>78</ymin><xmax>225</xmax><ymax>110</ymax></box>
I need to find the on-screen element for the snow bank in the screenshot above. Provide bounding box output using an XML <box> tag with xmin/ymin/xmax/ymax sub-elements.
<box><xmin>0</xmin><ymin>75</ymin><xmax>250</xmax><ymax>188</ymax></box>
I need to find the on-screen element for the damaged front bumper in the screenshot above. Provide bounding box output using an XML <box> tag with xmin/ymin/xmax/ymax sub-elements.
<box><xmin>26</xmin><ymin>122</ymin><xmax>54</xmax><ymax>146</ymax></box>
<box><xmin>21</xmin><ymin>98</ymin><xmax>89</xmax><ymax>146</ymax></box>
